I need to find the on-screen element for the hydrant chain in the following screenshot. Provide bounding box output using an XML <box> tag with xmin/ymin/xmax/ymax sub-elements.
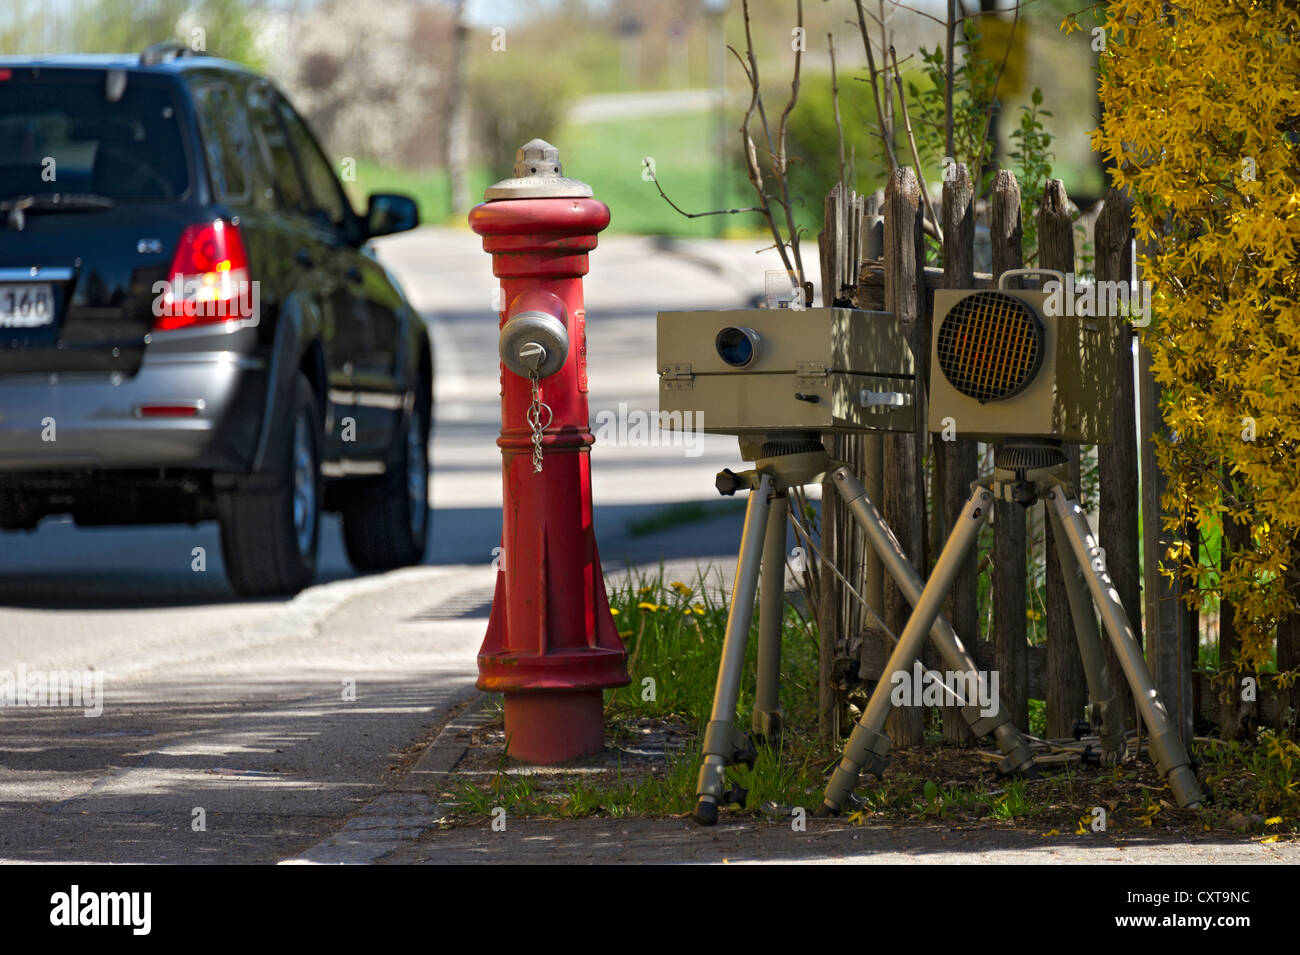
<box><xmin>526</xmin><ymin>373</ymin><xmax>552</xmax><ymax>473</ymax></box>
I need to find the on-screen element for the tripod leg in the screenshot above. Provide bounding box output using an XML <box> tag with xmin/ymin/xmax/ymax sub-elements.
<box><xmin>1045</xmin><ymin>500</ymin><xmax>1124</xmax><ymax>762</ymax></box>
<box><xmin>830</xmin><ymin>467</ymin><xmax>1035</xmax><ymax>776</ymax></box>
<box><xmin>821</xmin><ymin>483</ymin><xmax>997</xmax><ymax>813</ymax></box>
<box><xmin>694</xmin><ymin>473</ymin><xmax>773</xmax><ymax>825</ymax></box>
<box><xmin>1047</xmin><ymin>487</ymin><xmax>1203</xmax><ymax>808</ymax></box>
<box><xmin>753</xmin><ymin>493</ymin><xmax>789</xmax><ymax>743</ymax></box>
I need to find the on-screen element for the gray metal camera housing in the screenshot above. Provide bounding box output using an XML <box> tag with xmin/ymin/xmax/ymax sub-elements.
<box><xmin>656</xmin><ymin>307</ymin><xmax>917</xmax><ymax>438</ymax></box>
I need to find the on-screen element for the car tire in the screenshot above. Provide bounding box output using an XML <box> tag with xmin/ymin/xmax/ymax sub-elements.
<box><xmin>218</xmin><ymin>373</ymin><xmax>322</xmax><ymax>597</ymax></box>
<box><xmin>341</xmin><ymin>381</ymin><xmax>431</xmax><ymax>572</ymax></box>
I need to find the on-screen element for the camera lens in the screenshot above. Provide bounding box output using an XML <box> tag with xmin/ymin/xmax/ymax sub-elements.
<box><xmin>715</xmin><ymin>326</ymin><xmax>760</xmax><ymax>367</ymax></box>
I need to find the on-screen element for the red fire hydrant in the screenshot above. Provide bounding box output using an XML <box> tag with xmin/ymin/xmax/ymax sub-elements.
<box><xmin>470</xmin><ymin>139</ymin><xmax>629</xmax><ymax>764</ymax></box>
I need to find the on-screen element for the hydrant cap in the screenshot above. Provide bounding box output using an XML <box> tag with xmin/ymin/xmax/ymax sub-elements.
<box><xmin>483</xmin><ymin>139</ymin><xmax>594</xmax><ymax>200</ymax></box>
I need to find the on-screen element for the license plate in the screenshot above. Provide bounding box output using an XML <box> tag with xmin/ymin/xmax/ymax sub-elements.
<box><xmin>0</xmin><ymin>283</ymin><xmax>55</xmax><ymax>328</ymax></box>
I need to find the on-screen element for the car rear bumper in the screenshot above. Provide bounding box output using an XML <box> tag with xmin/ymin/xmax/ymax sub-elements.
<box><xmin>0</xmin><ymin>350</ymin><xmax>268</xmax><ymax>472</ymax></box>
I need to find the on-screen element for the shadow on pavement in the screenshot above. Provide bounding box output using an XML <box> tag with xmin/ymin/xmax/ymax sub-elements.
<box><xmin>0</xmin><ymin>497</ymin><xmax>754</xmax><ymax>610</ymax></box>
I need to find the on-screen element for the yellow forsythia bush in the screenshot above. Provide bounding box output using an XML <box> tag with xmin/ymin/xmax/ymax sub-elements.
<box><xmin>1087</xmin><ymin>2</ymin><xmax>1300</xmax><ymax>670</ymax></box>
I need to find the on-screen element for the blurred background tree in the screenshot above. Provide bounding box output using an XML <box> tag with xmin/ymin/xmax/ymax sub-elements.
<box><xmin>0</xmin><ymin>0</ymin><xmax>1106</xmax><ymax>234</ymax></box>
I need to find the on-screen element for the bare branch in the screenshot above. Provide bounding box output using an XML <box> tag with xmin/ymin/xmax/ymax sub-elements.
<box><xmin>890</xmin><ymin>45</ymin><xmax>942</xmax><ymax>246</ymax></box>
<box><xmin>643</xmin><ymin>161</ymin><xmax>767</xmax><ymax>219</ymax></box>
<box><xmin>854</xmin><ymin>0</ymin><xmax>898</xmax><ymax>171</ymax></box>
<box><xmin>829</xmin><ymin>32</ymin><xmax>847</xmax><ymax>193</ymax></box>
<box><xmin>945</xmin><ymin>0</ymin><xmax>956</xmax><ymax>160</ymax></box>
<box><xmin>972</xmin><ymin>0</ymin><xmax>1022</xmax><ymax>186</ymax></box>
<box><xmin>774</xmin><ymin>0</ymin><xmax>807</xmax><ymax>286</ymax></box>
<box><xmin>736</xmin><ymin>0</ymin><xmax>796</xmax><ymax>279</ymax></box>
<box><xmin>884</xmin><ymin>0</ymin><xmax>1042</xmax><ymax>26</ymax></box>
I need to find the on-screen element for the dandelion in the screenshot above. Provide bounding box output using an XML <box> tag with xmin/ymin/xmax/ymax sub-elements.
<box><xmin>637</xmin><ymin>602</ymin><xmax>660</xmax><ymax>612</ymax></box>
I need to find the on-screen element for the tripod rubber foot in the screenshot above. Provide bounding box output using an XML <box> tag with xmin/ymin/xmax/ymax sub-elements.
<box><xmin>693</xmin><ymin>800</ymin><xmax>719</xmax><ymax>826</ymax></box>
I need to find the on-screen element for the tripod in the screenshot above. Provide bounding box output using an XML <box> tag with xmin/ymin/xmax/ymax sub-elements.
<box><xmin>693</xmin><ymin>435</ymin><xmax>1037</xmax><ymax>825</ymax></box>
<box><xmin>818</xmin><ymin>441</ymin><xmax>1204</xmax><ymax>812</ymax></box>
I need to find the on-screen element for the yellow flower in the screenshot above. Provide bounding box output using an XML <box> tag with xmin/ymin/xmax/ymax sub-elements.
<box><xmin>609</xmin><ymin>608</ymin><xmax>620</xmax><ymax>616</ymax></box>
<box><xmin>637</xmin><ymin>602</ymin><xmax>660</xmax><ymax>612</ymax></box>
<box><xmin>670</xmin><ymin>581</ymin><xmax>693</xmax><ymax>597</ymax></box>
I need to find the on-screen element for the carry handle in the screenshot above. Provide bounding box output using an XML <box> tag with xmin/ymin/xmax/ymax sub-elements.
<box><xmin>997</xmin><ymin>268</ymin><xmax>1066</xmax><ymax>290</ymax></box>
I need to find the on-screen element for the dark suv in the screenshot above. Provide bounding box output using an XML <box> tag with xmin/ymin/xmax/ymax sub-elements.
<box><xmin>0</xmin><ymin>45</ymin><xmax>432</xmax><ymax>596</ymax></box>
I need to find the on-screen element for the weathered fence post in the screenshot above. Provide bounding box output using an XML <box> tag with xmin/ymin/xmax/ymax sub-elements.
<box><xmin>1095</xmin><ymin>187</ymin><xmax>1141</xmax><ymax>732</ymax></box>
<box><xmin>1278</xmin><ymin>609</ymin><xmax>1300</xmax><ymax>733</ymax></box>
<box><xmin>881</xmin><ymin>167</ymin><xmax>926</xmax><ymax>747</ymax></box>
<box><xmin>1137</xmin><ymin>240</ymin><xmax>1197</xmax><ymax>745</ymax></box>
<box><xmin>817</xmin><ymin>183</ymin><xmax>886</xmax><ymax>743</ymax></box>
<box><xmin>1219</xmin><ymin>498</ymin><xmax>1253</xmax><ymax>739</ymax></box>
<box><xmin>1038</xmin><ymin>179</ymin><xmax>1088</xmax><ymax>738</ymax></box>
<box><xmin>818</xmin><ymin>182</ymin><xmax>847</xmax><ymax>742</ymax></box>
<box><xmin>990</xmin><ymin>169</ymin><xmax>1029</xmax><ymax>731</ymax></box>
<box><xmin>938</xmin><ymin>163</ymin><xmax>978</xmax><ymax>744</ymax></box>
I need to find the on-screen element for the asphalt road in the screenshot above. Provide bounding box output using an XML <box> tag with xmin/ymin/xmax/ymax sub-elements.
<box><xmin>0</xmin><ymin>226</ymin><xmax>781</xmax><ymax>863</ymax></box>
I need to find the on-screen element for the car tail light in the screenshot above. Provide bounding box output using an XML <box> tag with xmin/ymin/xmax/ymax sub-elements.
<box><xmin>154</xmin><ymin>220</ymin><xmax>253</xmax><ymax>330</ymax></box>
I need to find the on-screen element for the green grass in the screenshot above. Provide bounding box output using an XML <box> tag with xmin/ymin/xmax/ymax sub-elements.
<box><xmin>603</xmin><ymin>567</ymin><xmax>820</xmax><ymax>731</ymax></box>
<box><xmin>344</xmin><ymin>103</ymin><xmax>1105</xmax><ymax>243</ymax></box>
<box><xmin>341</xmin><ymin>112</ymin><xmax>774</xmax><ymax>238</ymax></box>
<box><xmin>623</xmin><ymin>500</ymin><xmax>745</xmax><ymax>538</ymax></box>
<box><xmin>555</xmin><ymin>112</ymin><xmax>769</xmax><ymax>237</ymax></box>
<box><xmin>1028</xmin><ymin>697</ymin><xmax>1047</xmax><ymax>738</ymax></box>
<box><xmin>342</xmin><ymin>158</ymin><xmax>497</xmax><ymax>228</ymax></box>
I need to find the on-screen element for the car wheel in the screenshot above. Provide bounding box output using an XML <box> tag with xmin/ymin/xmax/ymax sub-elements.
<box><xmin>218</xmin><ymin>373</ymin><xmax>322</xmax><ymax>597</ymax></box>
<box><xmin>341</xmin><ymin>382</ymin><xmax>430</xmax><ymax>572</ymax></box>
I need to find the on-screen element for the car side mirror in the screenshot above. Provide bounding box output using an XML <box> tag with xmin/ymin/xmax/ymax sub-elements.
<box><xmin>366</xmin><ymin>193</ymin><xmax>419</xmax><ymax>238</ymax></box>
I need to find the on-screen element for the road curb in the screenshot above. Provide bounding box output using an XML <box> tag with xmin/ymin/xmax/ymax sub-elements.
<box><xmin>395</xmin><ymin>693</ymin><xmax>498</xmax><ymax>792</ymax></box>
<box><xmin>278</xmin><ymin>691</ymin><xmax>494</xmax><ymax>865</ymax></box>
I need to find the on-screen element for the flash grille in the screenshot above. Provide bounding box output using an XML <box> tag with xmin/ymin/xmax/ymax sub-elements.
<box><xmin>936</xmin><ymin>291</ymin><xmax>1044</xmax><ymax>402</ymax></box>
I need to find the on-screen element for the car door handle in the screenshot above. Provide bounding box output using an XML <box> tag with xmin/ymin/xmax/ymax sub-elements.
<box><xmin>295</xmin><ymin>247</ymin><xmax>314</xmax><ymax>269</ymax></box>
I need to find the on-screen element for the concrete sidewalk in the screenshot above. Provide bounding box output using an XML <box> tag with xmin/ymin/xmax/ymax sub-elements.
<box><xmin>384</xmin><ymin>815</ymin><xmax>1298</xmax><ymax>865</ymax></box>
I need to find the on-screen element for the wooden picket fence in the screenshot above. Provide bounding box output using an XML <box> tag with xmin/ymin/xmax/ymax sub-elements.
<box><xmin>814</xmin><ymin>164</ymin><xmax>1297</xmax><ymax>745</ymax></box>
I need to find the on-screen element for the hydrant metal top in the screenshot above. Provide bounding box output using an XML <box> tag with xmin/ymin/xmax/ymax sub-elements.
<box><xmin>483</xmin><ymin>138</ymin><xmax>594</xmax><ymax>200</ymax></box>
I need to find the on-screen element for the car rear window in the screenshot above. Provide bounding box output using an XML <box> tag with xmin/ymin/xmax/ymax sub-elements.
<box><xmin>0</xmin><ymin>69</ymin><xmax>189</xmax><ymax>203</ymax></box>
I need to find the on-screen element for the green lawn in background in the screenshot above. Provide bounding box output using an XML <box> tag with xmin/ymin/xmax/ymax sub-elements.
<box><xmin>343</xmin><ymin>159</ymin><xmax>495</xmax><ymax>228</ymax></box>
<box><xmin>346</xmin><ymin>110</ymin><xmax>1105</xmax><ymax>237</ymax></box>
<box><xmin>343</xmin><ymin>113</ymin><xmax>773</xmax><ymax>238</ymax></box>
<box><xmin>553</xmin><ymin>112</ymin><xmax>766</xmax><ymax>238</ymax></box>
